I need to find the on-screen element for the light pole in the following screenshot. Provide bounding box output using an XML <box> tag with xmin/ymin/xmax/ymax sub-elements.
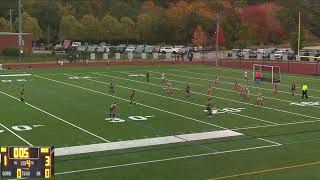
<box><xmin>215</xmin><ymin>12</ymin><xmax>220</xmax><ymax>67</ymax></box>
<box><xmin>107</xmin><ymin>30</ymin><xmax>110</xmax><ymax>45</ymax></box>
<box><xmin>9</xmin><ymin>9</ymin><xmax>14</xmax><ymax>32</ymax></box>
<box><xmin>18</xmin><ymin>0</ymin><xmax>23</xmax><ymax>63</ymax></box>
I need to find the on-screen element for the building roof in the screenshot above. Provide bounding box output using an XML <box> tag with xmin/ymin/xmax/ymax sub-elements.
<box><xmin>304</xmin><ymin>46</ymin><xmax>320</xmax><ymax>50</ymax></box>
<box><xmin>0</xmin><ymin>32</ymin><xmax>32</xmax><ymax>35</ymax></box>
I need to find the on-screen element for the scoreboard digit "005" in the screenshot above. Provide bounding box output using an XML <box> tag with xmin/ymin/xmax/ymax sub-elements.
<box><xmin>0</xmin><ymin>146</ymin><xmax>54</xmax><ymax>179</ymax></box>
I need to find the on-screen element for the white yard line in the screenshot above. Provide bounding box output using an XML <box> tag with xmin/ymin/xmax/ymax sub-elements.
<box><xmin>0</xmin><ymin>89</ymin><xmax>111</xmax><ymax>143</ymax></box>
<box><xmin>112</xmin><ymin>71</ymin><xmax>320</xmax><ymax>121</ymax></box>
<box><xmin>258</xmin><ymin>138</ymin><xmax>282</xmax><ymax>146</ymax></box>
<box><xmin>120</xmin><ymin>71</ymin><xmax>298</xmax><ymax>105</ymax></box>
<box><xmin>232</xmin><ymin>118</ymin><xmax>320</xmax><ymax>131</ymax></box>
<box><xmin>177</xmin><ymin>66</ymin><xmax>320</xmax><ymax>92</ymax></box>
<box><xmin>0</xmin><ymin>122</ymin><xmax>33</xmax><ymax>146</ymax></box>
<box><xmin>92</xmin><ymin>73</ymin><xmax>279</xmax><ymax>126</ymax></box>
<box><xmin>56</xmin><ymin>143</ymin><xmax>281</xmax><ymax>176</ymax></box>
<box><xmin>34</xmin><ymin>75</ymin><xmax>227</xmax><ymax>130</ymax></box>
<box><xmin>167</xmin><ymin>68</ymin><xmax>320</xmax><ymax>94</ymax></box>
<box><xmin>0</xmin><ymin>74</ymin><xmax>31</xmax><ymax>77</ymax></box>
<box><xmin>149</xmin><ymin>70</ymin><xmax>320</xmax><ymax>100</ymax></box>
<box><xmin>55</xmin><ymin>130</ymin><xmax>243</xmax><ymax>156</ymax></box>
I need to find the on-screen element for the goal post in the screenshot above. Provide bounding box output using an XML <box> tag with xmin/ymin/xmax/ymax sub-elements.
<box><xmin>253</xmin><ymin>64</ymin><xmax>281</xmax><ymax>84</ymax></box>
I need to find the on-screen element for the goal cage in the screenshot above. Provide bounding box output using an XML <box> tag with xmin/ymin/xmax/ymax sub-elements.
<box><xmin>253</xmin><ymin>64</ymin><xmax>281</xmax><ymax>83</ymax></box>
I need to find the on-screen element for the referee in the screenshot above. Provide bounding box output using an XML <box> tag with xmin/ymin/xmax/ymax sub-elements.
<box><xmin>302</xmin><ymin>82</ymin><xmax>308</xmax><ymax>99</ymax></box>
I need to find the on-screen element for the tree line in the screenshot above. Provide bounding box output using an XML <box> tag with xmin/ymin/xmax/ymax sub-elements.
<box><xmin>0</xmin><ymin>0</ymin><xmax>319</xmax><ymax>50</ymax></box>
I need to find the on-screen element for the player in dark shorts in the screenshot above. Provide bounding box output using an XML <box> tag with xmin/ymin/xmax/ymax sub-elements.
<box><xmin>273</xmin><ymin>82</ymin><xmax>279</xmax><ymax>96</ymax></box>
<box><xmin>109</xmin><ymin>81</ymin><xmax>115</xmax><ymax>95</ymax></box>
<box><xmin>20</xmin><ymin>84</ymin><xmax>25</xmax><ymax>102</ymax></box>
<box><xmin>129</xmin><ymin>90</ymin><xmax>137</xmax><ymax>105</ymax></box>
<box><xmin>109</xmin><ymin>102</ymin><xmax>117</xmax><ymax>119</ymax></box>
<box><xmin>185</xmin><ymin>84</ymin><xmax>191</xmax><ymax>99</ymax></box>
<box><xmin>146</xmin><ymin>72</ymin><xmax>150</xmax><ymax>82</ymax></box>
<box><xmin>291</xmin><ymin>82</ymin><xmax>296</xmax><ymax>96</ymax></box>
<box><xmin>206</xmin><ymin>97</ymin><xmax>213</xmax><ymax>117</ymax></box>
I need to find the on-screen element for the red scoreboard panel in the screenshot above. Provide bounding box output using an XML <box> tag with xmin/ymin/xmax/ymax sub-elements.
<box><xmin>1</xmin><ymin>146</ymin><xmax>54</xmax><ymax>179</ymax></box>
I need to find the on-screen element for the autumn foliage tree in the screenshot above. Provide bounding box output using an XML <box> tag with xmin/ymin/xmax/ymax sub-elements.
<box><xmin>212</xmin><ymin>26</ymin><xmax>225</xmax><ymax>47</ymax></box>
<box><xmin>240</xmin><ymin>3</ymin><xmax>285</xmax><ymax>45</ymax></box>
<box><xmin>192</xmin><ymin>25</ymin><xmax>207</xmax><ymax>47</ymax></box>
<box><xmin>0</xmin><ymin>17</ymin><xmax>10</xmax><ymax>32</ymax></box>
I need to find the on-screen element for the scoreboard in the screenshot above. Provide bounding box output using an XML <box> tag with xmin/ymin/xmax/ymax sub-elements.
<box><xmin>0</xmin><ymin>146</ymin><xmax>54</xmax><ymax>179</ymax></box>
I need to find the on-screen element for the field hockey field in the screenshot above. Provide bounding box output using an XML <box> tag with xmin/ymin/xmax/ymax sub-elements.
<box><xmin>0</xmin><ymin>64</ymin><xmax>320</xmax><ymax>180</ymax></box>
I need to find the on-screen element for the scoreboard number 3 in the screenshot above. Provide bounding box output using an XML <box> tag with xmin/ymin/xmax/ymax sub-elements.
<box><xmin>1</xmin><ymin>146</ymin><xmax>54</xmax><ymax>179</ymax></box>
<box><xmin>45</xmin><ymin>156</ymin><xmax>51</xmax><ymax>167</ymax></box>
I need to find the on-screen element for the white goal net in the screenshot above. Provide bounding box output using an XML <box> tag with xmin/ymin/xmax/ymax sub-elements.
<box><xmin>253</xmin><ymin>64</ymin><xmax>281</xmax><ymax>83</ymax></box>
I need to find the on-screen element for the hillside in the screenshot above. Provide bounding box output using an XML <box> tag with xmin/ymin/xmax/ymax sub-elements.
<box><xmin>0</xmin><ymin>0</ymin><xmax>319</xmax><ymax>48</ymax></box>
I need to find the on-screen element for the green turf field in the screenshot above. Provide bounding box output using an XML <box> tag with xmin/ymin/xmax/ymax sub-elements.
<box><xmin>1</xmin><ymin>64</ymin><xmax>320</xmax><ymax>180</ymax></box>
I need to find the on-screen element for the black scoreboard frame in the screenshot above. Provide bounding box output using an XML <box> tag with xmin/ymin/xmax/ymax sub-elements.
<box><xmin>0</xmin><ymin>146</ymin><xmax>54</xmax><ymax>179</ymax></box>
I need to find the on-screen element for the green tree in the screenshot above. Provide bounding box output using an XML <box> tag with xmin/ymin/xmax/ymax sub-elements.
<box><xmin>80</xmin><ymin>14</ymin><xmax>100</xmax><ymax>42</ymax></box>
<box><xmin>0</xmin><ymin>17</ymin><xmax>10</xmax><ymax>32</ymax></box>
<box><xmin>14</xmin><ymin>13</ymin><xmax>42</xmax><ymax>41</ymax></box>
<box><xmin>137</xmin><ymin>14</ymin><xmax>153</xmax><ymax>43</ymax></box>
<box><xmin>59</xmin><ymin>15</ymin><xmax>83</xmax><ymax>40</ymax></box>
<box><xmin>192</xmin><ymin>25</ymin><xmax>207</xmax><ymax>46</ymax></box>
<box><xmin>23</xmin><ymin>0</ymin><xmax>60</xmax><ymax>40</ymax></box>
<box><xmin>120</xmin><ymin>16</ymin><xmax>136</xmax><ymax>42</ymax></box>
<box><xmin>100</xmin><ymin>15</ymin><xmax>121</xmax><ymax>43</ymax></box>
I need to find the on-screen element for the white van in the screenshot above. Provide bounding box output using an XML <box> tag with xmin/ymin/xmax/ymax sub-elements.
<box><xmin>273</xmin><ymin>50</ymin><xmax>288</xmax><ymax>59</ymax></box>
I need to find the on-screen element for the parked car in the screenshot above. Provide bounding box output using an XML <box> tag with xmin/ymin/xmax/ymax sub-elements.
<box><xmin>54</xmin><ymin>44</ymin><xmax>63</xmax><ymax>51</ymax></box>
<box><xmin>152</xmin><ymin>46</ymin><xmax>161</xmax><ymax>53</ymax></box>
<box><xmin>145</xmin><ymin>45</ymin><xmax>154</xmax><ymax>54</ymax></box>
<box><xmin>77</xmin><ymin>46</ymin><xmax>87</xmax><ymax>52</ymax></box>
<box><xmin>173</xmin><ymin>46</ymin><xmax>184</xmax><ymax>54</ymax></box>
<box><xmin>193</xmin><ymin>46</ymin><xmax>203</xmax><ymax>52</ymax></box>
<box><xmin>125</xmin><ymin>46</ymin><xmax>136</xmax><ymax>53</ymax></box>
<box><xmin>116</xmin><ymin>44</ymin><xmax>127</xmax><ymax>53</ymax></box>
<box><xmin>228</xmin><ymin>49</ymin><xmax>242</xmax><ymax>57</ymax></box>
<box><xmin>135</xmin><ymin>45</ymin><xmax>145</xmax><ymax>53</ymax></box>
<box><xmin>160</xmin><ymin>46</ymin><xmax>174</xmax><ymax>54</ymax></box>
<box><xmin>257</xmin><ymin>49</ymin><xmax>271</xmax><ymax>58</ymax></box>
<box><xmin>179</xmin><ymin>47</ymin><xmax>194</xmax><ymax>54</ymax></box>
<box><xmin>273</xmin><ymin>50</ymin><xmax>288</xmax><ymax>59</ymax></box>
<box><xmin>71</xmin><ymin>42</ymin><xmax>81</xmax><ymax>47</ymax></box>
<box><xmin>87</xmin><ymin>45</ymin><xmax>98</xmax><ymax>53</ymax></box>
<box><xmin>96</xmin><ymin>46</ymin><xmax>110</xmax><ymax>53</ymax></box>
<box><xmin>288</xmin><ymin>50</ymin><xmax>295</xmax><ymax>60</ymax></box>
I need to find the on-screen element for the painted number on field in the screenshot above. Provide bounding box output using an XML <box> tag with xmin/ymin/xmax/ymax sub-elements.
<box><xmin>106</xmin><ymin>116</ymin><xmax>154</xmax><ymax>123</ymax></box>
<box><xmin>204</xmin><ymin>108</ymin><xmax>245</xmax><ymax>115</ymax></box>
<box><xmin>1</xmin><ymin>79</ymin><xmax>27</xmax><ymax>83</ymax></box>
<box><xmin>12</xmin><ymin>125</ymin><xmax>32</xmax><ymax>131</ymax></box>
<box><xmin>0</xmin><ymin>125</ymin><xmax>45</xmax><ymax>133</ymax></box>
<box><xmin>290</xmin><ymin>102</ymin><xmax>320</xmax><ymax>107</ymax></box>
